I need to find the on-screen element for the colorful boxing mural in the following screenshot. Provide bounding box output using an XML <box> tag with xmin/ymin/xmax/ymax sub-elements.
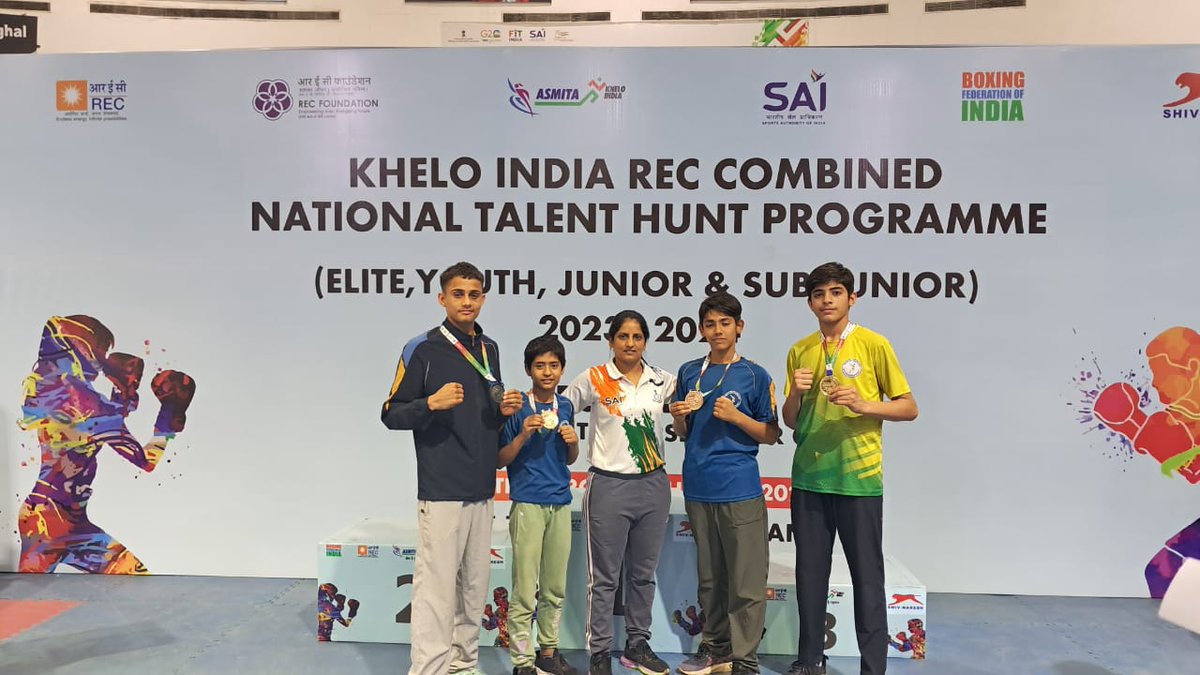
<box><xmin>16</xmin><ymin>315</ymin><xmax>196</xmax><ymax>574</ymax></box>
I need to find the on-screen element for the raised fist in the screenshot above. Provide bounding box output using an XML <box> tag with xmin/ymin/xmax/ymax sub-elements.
<box><xmin>347</xmin><ymin>598</ymin><xmax>360</xmax><ymax>618</ymax></box>
<box><xmin>152</xmin><ymin>370</ymin><xmax>196</xmax><ymax>435</ymax></box>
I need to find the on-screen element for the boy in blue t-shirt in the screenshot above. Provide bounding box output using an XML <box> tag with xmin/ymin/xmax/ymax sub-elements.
<box><xmin>670</xmin><ymin>292</ymin><xmax>781</xmax><ymax>675</ymax></box>
<box><xmin>500</xmin><ymin>335</ymin><xmax>581</xmax><ymax>675</ymax></box>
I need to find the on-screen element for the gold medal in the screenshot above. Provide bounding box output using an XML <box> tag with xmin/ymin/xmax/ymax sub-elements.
<box><xmin>541</xmin><ymin>410</ymin><xmax>559</xmax><ymax>429</ymax></box>
<box><xmin>685</xmin><ymin>390</ymin><xmax>704</xmax><ymax>411</ymax></box>
<box><xmin>819</xmin><ymin>375</ymin><xmax>840</xmax><ymax>396</ymax></box>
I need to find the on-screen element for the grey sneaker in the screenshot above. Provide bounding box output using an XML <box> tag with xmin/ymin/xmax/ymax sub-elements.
<box><xmin>515</xmin><ymin>668</ymin><xmax>538</xmax><ymax>675</ymax></box>
<box><xmin>677</xmin><ymin>643</ymin><xmax>733</xmax><ymax>675</ymax></box>
<box><xmin>620</xmin><ymin>641</ymin><xmax>669</xmax><ymax>675</ymax></box>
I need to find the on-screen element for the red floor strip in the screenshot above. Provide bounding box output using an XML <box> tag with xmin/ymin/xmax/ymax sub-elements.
<box><xmin>0</xmin><ymin>600</ymin><xmax>80</xmax><ymax>641</ymax></box>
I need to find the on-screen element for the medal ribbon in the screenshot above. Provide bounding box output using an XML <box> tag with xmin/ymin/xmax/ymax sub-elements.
<box><xmin>439</xmin><ymin>326</ymin><xmax>497</xmax><ymax>384</ymax></box>
<box><xmin>820</xmin><ymin>324</ymin><xmax>857</xmax><ymax>377</ymax></box>
<box><xmin>526</xmin><ymin>391</ymin><xmax>559</xmax><ymax>416</ymax></box>
<box><xmin>693</xmin><ymin>354</ymin><xmax>737</xmax><ymax>396</ymax></box>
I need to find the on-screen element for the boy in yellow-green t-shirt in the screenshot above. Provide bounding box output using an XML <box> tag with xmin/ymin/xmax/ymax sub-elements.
<box><xmin>779</xmin><ymin>262</ymin><xmax>919</xmax><ymax>675</ymax></box>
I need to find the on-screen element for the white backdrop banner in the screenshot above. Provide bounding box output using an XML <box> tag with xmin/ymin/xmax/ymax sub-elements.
<box><xmin>441</xmin><ymin>20</ymin><xmax>810</xmax><ymax>48</ymax></box>
<box><xmin>2</xmin><ymin>47</ymin><xmax>1199</xmax><ymax>596</ymax></box>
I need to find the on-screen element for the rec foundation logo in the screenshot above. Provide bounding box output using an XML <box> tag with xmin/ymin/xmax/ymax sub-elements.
<box><xmin>1163</xmin><ymin>72</ymin><xmax>1200</xmax><ymax>120</ymax></box>
<box><xmin>356</xmin><ymin>545</ymin><xmax>380</xmax><ymax>558</ymax></box>
<box><xmin>253</xmin><ymin>75</ymin><xmax>379</xmax><ymax>121</ymax></box>
<box><xmin>961</xmin><ymin>70</ymin><xmax>1025</xmax><ymax>122</ymax></box>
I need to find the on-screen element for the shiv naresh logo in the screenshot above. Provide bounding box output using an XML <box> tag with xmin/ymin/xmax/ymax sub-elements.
<box><xmin>1163</xmin><ymin>72</ymin><xmax>1200</xmax><ymax>119</ymax></box>
<box><xmin>889</xmin><ymin>593</ymin><xmax>924</xmax><ymax>607</ymax></box>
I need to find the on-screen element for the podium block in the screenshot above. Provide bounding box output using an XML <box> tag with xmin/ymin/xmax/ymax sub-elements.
<box><xmin>759</xmin><ymin>554</ymin><xmax>927</xmax><ymax>659</ymax></box>
<box><xmin>317</xmin><ymin>504</ymin><xmax>925</xmax><ymax>661</ymax></box>
<box><xmin>316</xmin><ymin>518</ymin><xmax>512</xmax><ymax>644</ymax></box>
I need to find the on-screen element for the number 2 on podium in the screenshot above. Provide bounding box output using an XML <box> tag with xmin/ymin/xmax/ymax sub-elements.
<box><xmin>397</xmin><ymin>574</ymin><xmax>414</xmax><ymax>623</ymax></box>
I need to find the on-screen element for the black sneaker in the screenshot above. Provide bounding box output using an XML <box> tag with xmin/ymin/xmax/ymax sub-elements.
<box><xmin>591</xmin><ymin>652</ymin><xmax>613</xmax><ymax>675</ymax></box>
<box><xmin>783</xmin><ymin>657</ymin><xmax>826</xmax><ymax>675</ymax></box>
<box><xmin>515</xmin><ymin>667</ymin><xmax>537</xmax><ymax>675</ymax></box>
<box><xmin>677</xmin><ymin>642</ymin><xmax>732</xmax><ymax>675</ymax></box>
<box><xmin>729</xmin><ymin>664</ymin><xmax>758</xmax><ymax>675</ymax></box>
<box><xmin>620</xmin><ymin>641</ymin><xmax>669</xmax><ymax>675</ymax></box>
<box><xmin>536</xmin><ymin>649</ymin><xmax>580</xmax><ymax>675</ymax></box>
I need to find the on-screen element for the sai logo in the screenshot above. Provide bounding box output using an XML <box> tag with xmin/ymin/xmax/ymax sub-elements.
<box><xmin>1163</xmin><ymin>72</ymin><xmax>1200</xmax><ymax>120</ymax></box>
<box><xmin>763</xmin><ymin>70</ymin><xmax>827</xmax><ymax>113</ymax></box>
<box><xmin>325</xmin><ymin>544</ymin><xmax>342</xmax><ymax>558</ymax></box>
<box><xmin>252</xmin><ymin>79</ymin><xmax>293</xmax><ymax>121</ymax></box>
<box><xmin>56</xmin><ymin>80</ymin><xmax>88</xmax><ymax>111</ymax></box>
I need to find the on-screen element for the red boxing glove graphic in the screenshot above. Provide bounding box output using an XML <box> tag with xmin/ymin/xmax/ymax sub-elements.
<box><xmin>104</xmin><ymin>352</ymin><xmax>145</xmax><ymax>412</ymax></box>
<box><xmin>1092</xmin><ymin>327</ymin><xmax>1200</xmax><ymax>483</ymax></box>
<box><xmin>347</xmin><ymin>598</ymin><xmax>360</xmax><ymax>618</ymax></box>
<box><xmin>152</xmin><ymin>370</ymin><xmax>196</xmax><ymax>435</ymax></box>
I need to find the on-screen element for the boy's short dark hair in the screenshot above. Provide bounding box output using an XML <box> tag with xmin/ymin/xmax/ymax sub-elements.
<box><xmin>698</xmin><ymin>291</ymin><xmax>742</xmax><ymax>323</ymax></box>
<box><xmin>524</xmin><ymin>335</ymin><xmax>566</xmax><ymax>371</ymax></box>
<box><xmin>439</xmin><ymin>261</ymin><xmax>485</xmax><ymax>290</ymax></box>
<box><xmin>807</xmin><ymin>262</ymin><xmax>854</xmax><ymax>298</ymax></box>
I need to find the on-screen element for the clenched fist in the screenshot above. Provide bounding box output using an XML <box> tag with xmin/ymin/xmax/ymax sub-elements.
<box><xmin>428</xmin><ymin>382</ymin><xmax>464</xmax><ymax>411</ymax></box>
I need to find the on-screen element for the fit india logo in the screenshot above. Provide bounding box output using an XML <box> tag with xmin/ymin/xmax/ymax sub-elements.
<box><xmin>252</xmin><ymin>79</ymin><xmax>293</xmax><ymax>120</ymax></box>
<box><xmin>961</xmin><ymin>70</ymin><xmax>1025</xmax><ymax>122</ymax></box>
<box><xmin>325</xmin><ymin>544</ymin><xmax>342</xmax><ymax>558</ymax></box>
<box><xmin>56</xmin><ymin>80</ymin><xmax>88</xmax><ymax>111</ymax></box>
<box><xmin>1163</xmin><ymin>72</ymin><xmax>1200</xmax><ymax>120</ymax></box>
